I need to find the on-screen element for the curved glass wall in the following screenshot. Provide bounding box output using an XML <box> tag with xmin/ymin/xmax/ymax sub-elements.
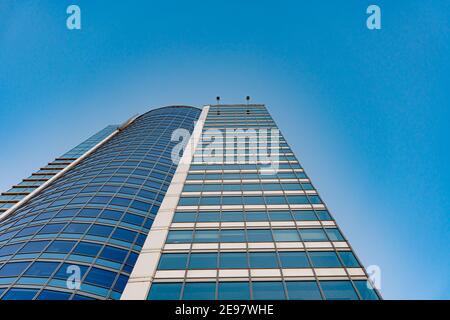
<box><xmin>0</xmin><ymin>106</ymin><xmax>200</xmax><ymax>300</ymax></box>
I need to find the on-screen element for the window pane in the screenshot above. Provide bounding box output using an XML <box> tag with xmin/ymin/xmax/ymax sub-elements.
<box><xmin>279</xmin><ymin>252</ymin><xmax>310</xmax><ymax>268</ymax></box>
<box><xmin>286</xmin><ymin>281</ymin><xmax>322</xmax><ymax>300</ymax></box>
<box><xmin>24</xmin><ymin>261</ymin><xmax>59</xmax><ymax>277</ymax></box>
<box><xmin>158</xmin><ymin>254</ymin><xmax>188</xmax><ymax>270</ymax></box>
<box><xmin>2</xmin><ymin>288</ymin><xmax>38</xmax><ymax>300</ymax></box>
<box><xmin>338</xmin><ymin>251</ymin><xmax>360</xmax><ymax>267</ymax></box>
<box><xmin>219</xmin><ymin>252</ymin><xmax>248</xmax><ymax>269</ymax></box>
<box><xmin>221</xmin><ymin>229</ymin><xmax>245</xmax><ymax>242</ymax></box>
<box><xmin>252</xmin><ymin>282</ymin><xmax>285</xmax><ymax>300</ymax></box>
<box><xmin>325</xmin><ymin>228</ymin><xmax>345</xmax><ymax>241</ymax></box>
<box><xmin>320</xmin><ymin>281</ymin><xmax>358</xmax><ymax>300</ymax></box>
<box><xmin>194</xmin><ymin>230</ymin><xmax>219</xmax><ymax>243</ymax></box>
<box><xmin>36</xmin><ymin>290</ymin><xmax>71</xmax><ymax>300</ymax></box>
<box><xmin>273</xmin><ymin>229</ymin><xmax>300</xmax><ymax>242</ymax></box>
<box><xmin>183</xmin><ymin>282</ymin><xmax>216</xmax><ymax>300</ymax></box>
<box><xmin>247</xmin><ymin>229</ymin><xmax>272</xmax><ymax>242</ymax></box>
<box><xmin>309</xmin><ymin>251</ymin><xmax>342</xmax><ymax>268</ymax></box>
<box><xmin>249</xmin><ymin>252</ymin><xmax>278</xmax><ymax>268</ymax></box>
<box><xmin>147</xmin><ymin>283</ymin><xmax>181</xmax><ymax>300</ymax></box>
<box><xmin>188</xmin><ymin>253</ymin><xmax>218</xmax><ymax>269</ymax></box>
<box><xmin>0</xmin><ymin>261</ymin><xmax>30</xmax><ymax>277</ymax></box>
<box><xmin>299</xmin><ymin>229</ymin><xmax>328</xmax><ymax>241</ymax></box>
<box><xmin>218</xmin><ymin>282</ymin><xmax>250</xmax><ymax>299</ymax></box>
<box><xmin>354</xmin><ymin>281</ymin><xmax>379</xmax><ymax>300</ymax></box>
<box><xmin>167</xmin><ymin>230</ymin><xmax>192</xmax><ymax>243</ymax></box>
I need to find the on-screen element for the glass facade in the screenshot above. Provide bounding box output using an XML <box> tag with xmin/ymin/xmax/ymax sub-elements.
<box><xmin>0</xmin><ymin>125</ymin><xmax>118</xmax><ymax>213</ymax></box>
<box><xmin>137</xmin><ymin>104</ymin><xmax>381</xmax><ymax>300</ymax></box>
<box><xmin>0</xmin><ymin>106</ymin><xmax>201</xmax><ymax>300</ymax></box>
<box><xmin>0</xmin><ymin>103</ymin><xmax>380</xmax><ymax>300</ymax></box>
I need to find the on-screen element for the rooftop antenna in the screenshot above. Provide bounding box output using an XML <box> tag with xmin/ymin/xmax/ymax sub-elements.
<box><xmin>246</xmin><ymin>96</ymin><xmax>250</xmax><ymax>105</ymax></box>
<box><xmin>216</xmin><ymin>96</ymin><xmax>221</xmax><ymax>105</ymax></box>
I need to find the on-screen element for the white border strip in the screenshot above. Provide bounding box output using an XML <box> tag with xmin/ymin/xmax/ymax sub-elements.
<box><xmin>120</xmin><ymin>106</ymin><xmax>209</xmax><ymax>300</ymax></box>
<box><xmin>0</xmin><ymin>115</ymin><xmax>139</xmax><ymax>223</ymax></box>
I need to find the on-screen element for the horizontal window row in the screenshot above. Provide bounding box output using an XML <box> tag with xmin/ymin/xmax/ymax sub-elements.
<box><xmin>178</xmin><ymin>195</ymin><xmax>322</xmax><ymax>206</ymax></box>
<box><xmin>0</xmin><ymin>261</ymin><xmax>128</xmax><ymax>292</ymax></box>
<box><xmin>0</xmin><ymin>223</ymin><xmax>146</xmax><ymax>246</ymax></box>
<box><xmin>148</xmin><ymin>280</ymin><xmax>379</xmax><ymax>300</ymax></box>
<box><xmin>166</xmin><ymin>228</ymin><xmax>344</xmax><ymax>243</ymax></box>
<box><xmin>186</xmin><ymin>172</ymin><xmax>306</xmax><ymax>180</ymax></box>
<box><xmin>172</xmin><ymin>210</ymin><xmax>332</xmax><ymax>223</ymax></box>
<box><xmin>182</xmin><ymin>182</ymin><xmax>313</xmax><ymax>192</ymax></box>
<box><xmin>189</xmin><ymin>163</ymin><xmax>301</xmax><ymax>171</ymax></box>
<box><xmin>158</xmin><ymin>250</ymin><xmax>360</xmax><ymax>270</ymax></box>
<box><xmin>0</xmin><ymin>240</ymin><xmax>137</xmax><ymax>267</ymax></box>
<box><xmin>0</xmin><ymin>288</ymin><xmax>93</xmax><ymax>300</ymax></box>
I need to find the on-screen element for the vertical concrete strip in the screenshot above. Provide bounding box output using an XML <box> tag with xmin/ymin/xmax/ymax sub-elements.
<box><xmin>121</xmin><ymin>106</ymin><xmax>209</xmax><ymax>300</ymax></box>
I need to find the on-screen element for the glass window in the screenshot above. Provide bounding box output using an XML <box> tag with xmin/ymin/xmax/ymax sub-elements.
<box><xmin>338</xmin><ymin>251</ymin><xmax>360</xmax><ymax>267</ymax></box>
<box><xmin>18</xmin><ymin>240</ymin><xmax>50</xmax><ymax>253</ymax></box>
<box><xmin>173</xmin><ymin>212</ymin><xmax>196</xmax><ymax>223</ymax></box>
<box><xmin>292</xmin><ymin>211</ymin><xmax>317</xmax><ymax>221</ymax></box>
<box><xmin>247</xmin><ymin>229</ymin><xmax>272</xmax><ymax>242</ymax></box>
<box><xmin>84</xmin><ymin>267</ymin><xmax>116</xmax><ymax>288</ymax></box>
<box><xmin>0</xmin><ymin>243</ymin><xmax>23</xmax><ymax>257</ymax></box>
<box><xmin>218</xmin><ymin>282</ymin><xmax>250</xmax><ymax>300</ymax></box>
<box><xmin>112</xmin><ymin>228</ymin><xmax>137</xmax><ymax>242</ymax></box>
<box><xmin>158</xmin><ymin>253</ymin><xmax>188</xmax><ymax>270</ymax></box>
<box><xmin>47</xmin><ymin>241</ymin><xmax>75</xmax><ymax>253</ymax></box>
<box><xmin>219</xmin><ymin>252</ymin><xmax>248</xmax><ymax>269</ymax></box>
<box><xmin>279</xmin><ymin>252</ymin><xmax>310</xmax><ymax>268</ymax></box>
<box><xmin>325</xmin><ymin>228</ymin><xmax>345</xmax><ymax>241</ymax></box>
<box><xmin>87</xmin><ymin>224</ymin><xmax>113</xmax><ymax>237</ymax></box>
<box><xmin>197</xmin><ymin>212</ymin><xmax>220</xmax><ymax>222</ymax></box>
<box><xmin>0</xmin><ymin>261</ymin><xmax>30</xmax><ymax>277</ymax></box>
<box><xmin>264</xmin><ymin>196</ymin><xmax>286</xmax><ymax>205</ymax></box>
<box><xmin>269</xmin><ymin>211</ymin><xmax>293</xmax><ymax>221</ymax></box>
<box><xmin>320</xmin><ymin>281</ymin><xmax>358</xmax><ymax>300</ymax></box>
<box><xmin>286</xmin><ymin>281</ymin><xmax>322</xmax><ymax>300</ymax></box>
<box><xmin>39</xmin><ymin>223</ymin><xmax>66</xmax><ymax>234</ymax></box>
<box><xmin>252</xmin><ymin>282</ymin><xmax>285</xmax><ymax>300</ymax></box>
<box><xmin>147</xmin><ymin>283</ymin><xmax>182</xmax><ymax>300</ymax></box>
<box><xmin>64</xmin><ymin>223</ymin><xmax>89</xmax><ymax>234</ymax></box>
<box><xmin>73</xmin><ymin>242</ymin><xmax>102</xmax><ymax>256</ymax></box>
<box><xmin>36</xmin><ymin>290</ymin><xmax>71</xmax><ymax>300</ymax></box>
<box><xmin>182</xmin><ymin>282</ymin><xmax>216</xmax><ymax>300</ymax></box>
<box><xmin>309</xmin><ymin>251</ymin><xmax>342</xmax><ymax>268</ymax></box>
<box><xmin>354</xmin><ymin>280</ymin><xmax>379</xmax><ymax>300</ymax></box>
<box><xmin>221</xmin><ymin>229</ymin><xmax>245</xmax><ymax>242</ymax></box>
<box><xmin>249</xmin><ymin>252</ymin><xmax>278</xmax><ymax>268</ymax></box>
<box><xmin>221</xmin><ymin>212</ymin><xmax>244</xmax><ymax>222</ymax></box>
<box><xmin>316</xmin><ymin>211</ymin><xmax>332</xmax><ymax>220</ymax></box>
<box><xmin>273</xmin><ymin>229</ymin><xmax>300</xmax><ymax>242</ymax></box>
<box><xmin>167</xmin><ymin>230</ymin><xmax>193</xmax><ymax>243</ymax></box>
<box><xmin>178</xmin><ymin>197</ymin><xmax>199</xmax><ymax>206</ymax></box>
<box><xmin>2</xmin><ymin>288</ymin><xmax>38</xmax><ymax>300</ymax></box>
<box><xmin>194</xmin><ymin>230</ymin><xmax>219</xmax><ymax>243</ymax></box>
<box><xmin>188</xmin><ymin>253</ymin><xmax>218</xmax><ymax>269</ymax></box>
<box><xmin>99</xmin><ymin>246</ymin><xmax>128</xmax><ymax>263</ymax></box>
<box><xmin>24</xmin><ymin>261</ymin><xmax>59</xmax><ymax>277</ymax></box>
<box><xmin>299</xmin><ymin>229</ymin><xmax>328</xmax><ymax>241</ymax></box>
<box><xmin>246</xmin><ymin>212</ymin><xmax>268</xmax><ymax>221</ymax></box>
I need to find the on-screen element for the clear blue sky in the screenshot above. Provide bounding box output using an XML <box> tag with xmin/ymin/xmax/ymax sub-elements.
<box><xmin>1</xmin><ymin>0</ymin><xmax>449</xmax><ymax>299</ymax></box>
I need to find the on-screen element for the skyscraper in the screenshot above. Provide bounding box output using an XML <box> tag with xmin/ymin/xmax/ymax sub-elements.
<box><xmin>0</xmin><ymin>104</ymin><xmax>380</xmax><ymax>300</ymax></box>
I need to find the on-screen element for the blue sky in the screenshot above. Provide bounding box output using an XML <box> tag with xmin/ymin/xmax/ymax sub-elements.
<box><xmin>0</xmin><ymin>0</ymin><xmax>449</xmax><ymax>299</ymax></box>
